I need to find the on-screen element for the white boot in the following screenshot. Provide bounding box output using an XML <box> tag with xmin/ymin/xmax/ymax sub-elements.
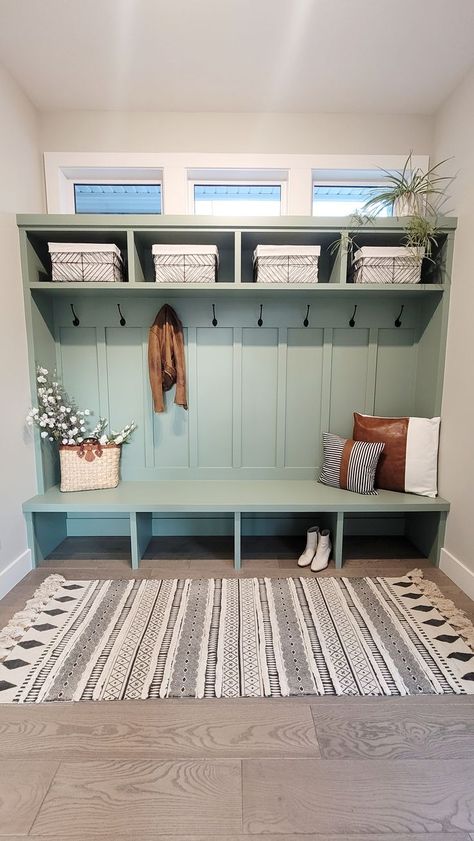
<box><xmin>311</xmin><ymin>529</ymin><xmax>331</xmax><ymax>572</ymax></box>
<box><xmin>298</xmin><ymin>526</ymin><xmax>319</xmax><ymax>567</ymax></box>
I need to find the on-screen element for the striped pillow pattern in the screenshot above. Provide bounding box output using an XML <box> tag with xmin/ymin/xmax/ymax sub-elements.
<box><xmin>319</xmin><ymin>433</ymin><xmax>385</xmax><ymax>495</ymax></box>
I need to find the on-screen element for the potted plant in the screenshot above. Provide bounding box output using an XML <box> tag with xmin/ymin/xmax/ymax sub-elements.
<box><xmin>26</xmin><ymin>366</ymin><xmax>136</xmax><ymax>492</ymax></box>
<box><xmin>362</xmin><ymin>154</ymin><xmax>453</xmax><ymax>218</ymax></box>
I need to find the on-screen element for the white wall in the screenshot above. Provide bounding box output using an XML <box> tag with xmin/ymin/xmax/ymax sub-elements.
<box><xmin>434</xmin><ymin>65</ymin><xmax>474</xmax><ymax>599</ymax></box>
<box><xmin>0</xmin><ymin>62</ymin><xmax>44</xmax><ymax>596</ymax></box>
<box><xmin>40</xmin><ymin>110</ymin><xmax>433</xmax><ymax>155</ymax></box>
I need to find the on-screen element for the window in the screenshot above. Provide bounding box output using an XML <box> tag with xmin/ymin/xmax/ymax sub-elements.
<box><xmin>312</xmin><ymin>184</ymin><xmax>392</xmax><ymax>217</ymax></box>
<box><xmin>74</xmin><ymin>183</ymin><xmax>162</xmax><ymax>214</ymax></box>
<box><xmin>193</xmin><ymin>184</ymin><xmax>282</xmax><ymax>216</ymax></box>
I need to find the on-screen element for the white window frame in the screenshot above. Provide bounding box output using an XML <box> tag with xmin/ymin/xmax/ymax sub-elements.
<box><xmin>188</xmin><ymin>178</ymin><xmax>288</xmax><ymax>215</ymax></box>
<box><xmin>44</xmin><ymin>153</ymin><xmax>429</xmax><ymax>216</ymax></box>
<box><xmin>72</xmin><ymin>177</ymin><xmax>164</xmax><ymax>214</ymax></box>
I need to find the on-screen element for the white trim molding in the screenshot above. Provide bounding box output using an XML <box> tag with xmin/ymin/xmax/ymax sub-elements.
<box><xmin>44</xmin><ymin>152</ymin><xmax>429</xmax><ymax>216</ymax></box>
<box><xmin>0</xmin><ymin>549</ymin><xmax>32</xmax><ymax>601</ymax></box>
<box><xmin>440</xmin><ymin>547</ymin><xmax>474</xmax><ymax>601</ymax></box>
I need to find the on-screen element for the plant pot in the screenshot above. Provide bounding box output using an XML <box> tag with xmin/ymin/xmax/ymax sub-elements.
<box><xmin>393</xmin><ymin>194</ymin><xmax>425</xmax><ymax>217</ymax></box>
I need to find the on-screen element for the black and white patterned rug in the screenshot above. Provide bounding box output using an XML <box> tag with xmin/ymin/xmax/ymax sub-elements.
<box><xmin>0</xmin><ymin>571</ymin><xmax>473</xmax><ymax>702</ymax></box>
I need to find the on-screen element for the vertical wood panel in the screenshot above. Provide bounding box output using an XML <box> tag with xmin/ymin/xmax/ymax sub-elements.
<box><xmin>142</xmin><ymin>328</ymin><xmax>155</xmax><ymax>469</ymax></box>
<box><xmin>232</xmin><ymin>328</ymin><xmax>242</xmax><ymax>468</ymax></box>
<box><xmin>187</xmin><ymin>327</ymin><xmax>199</xmax><ymax>468</ymax></box>
<box><xmin>106</xmin><ymin>328</ymin><xmax>145</xmax><ymax>474</ymax></box>
<box><xmin>153</xmin><ymin>328</ymin><xmax>190</xmax><ymax>468</ymax></box>
<box><xmin>59</xmin><ymin>327</ymin><xmax>100</xmax><ymax>415</ymax></box>
<box><xmin>330</xmin><ymin>329</ymin><xmax>369</xmax><ymax>438</ymax></box>
<box><xmin>196</xmin><ymin>328</ymin><xmax>233</xmax><ymax>467</ymax></box>
<box><xmin>285</xmin><ymin>328</ymin><xmax>324</xmax><ymax>467</ymax></box>
<box><xmin>242</xmin><ymin>328</ymin><xmax>278</xmax><ymax>467</ymax></box>
<box><xmin>276</xmin><ymin>328</ymin><xmax>288</xmax><ymax>468</ymax></box>
<box><xmin>375</xmin><ymin>328</ymin><xmax>417</xmax><ymax>417</ymax></box>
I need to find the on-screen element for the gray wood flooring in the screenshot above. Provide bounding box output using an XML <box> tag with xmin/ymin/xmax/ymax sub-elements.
<box><xmin>0</xmin><ymin>535</ymin><xmax>473</xmax><ymax>839</ymax></box>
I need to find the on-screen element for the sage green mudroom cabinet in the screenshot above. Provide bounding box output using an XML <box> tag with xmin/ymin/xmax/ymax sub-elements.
<box><xmin>19</xmin><ymin>215</ymin><xmax>453</xmax><ymax>569</ymax></box>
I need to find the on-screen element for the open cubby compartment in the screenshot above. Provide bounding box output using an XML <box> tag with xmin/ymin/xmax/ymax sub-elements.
<box><xmin>345</xmin><ymin>227</ymin><xmax>452</xmax><ymax>286</ymax></box>
<box><xmin>133</xmin><ymin>228</ymin><xmax>236</xmax><ymax>284</ymax></box>
<box><xmin>342</xmin><ymin>510</ymin><xmax>447</xmax><ymax>566</ymax></box>
<box><xmin>21</xmin><ymin>227</ymin><xmax>130</xmax><ymax>284</ymax></box>
<box><xmin>240</xmin><ymin>229</ymin><xmax>344</xmax><ymax>284</ymax></box>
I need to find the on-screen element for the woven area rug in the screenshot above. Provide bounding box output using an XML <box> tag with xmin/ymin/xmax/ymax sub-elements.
<box><xmin>0</xmin><ymin>571</ymin><xmax>473</xmax><ymax>702</ymax></box>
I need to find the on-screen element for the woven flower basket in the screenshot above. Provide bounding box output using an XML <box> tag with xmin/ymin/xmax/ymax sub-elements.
<box><xmin>59</xmin><ymin>438</ymin><xmax>121</xmax><ymax>492</ymax></box>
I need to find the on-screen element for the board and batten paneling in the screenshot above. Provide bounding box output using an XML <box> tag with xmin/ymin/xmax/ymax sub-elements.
<box><xmin>329</xmin><ymin>329</ymin><xmax>371</xmax><ymax>438</ymax></box>
<box><xmin>284</xmin><ymin>328</ymin><xmax>324</xmax><ymax>468</ymax></box>
<box><xmin>196</xmin><ymin>328</ymin><xmax>233</xmax><ymax>467</ymax></box>
<box><xmin>241</xmin><ymin>328</ymin><xmax>279</xmax><ymax>468</ymax></box>
<box><xmin>53</xmin><ymin>298</ymin><xmax>425</xmax><ymax>480</ymax></box>
<box><xmin>374</xmin><ymin>328</ymin><xmax>417</xmax><ymax>417</ymax></box>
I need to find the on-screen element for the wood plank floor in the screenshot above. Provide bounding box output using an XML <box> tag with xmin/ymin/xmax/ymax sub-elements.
<box><xmin>1</xmin><ymin>535</ymin><xmax>474</xmax><ymax>839</ymax></box>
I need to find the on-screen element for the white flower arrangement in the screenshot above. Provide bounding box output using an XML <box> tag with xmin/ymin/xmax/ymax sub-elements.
<box><xmin>26</xmin><ymin>366</ymin><xmax>137</xmax><ymax>446</ymax></box>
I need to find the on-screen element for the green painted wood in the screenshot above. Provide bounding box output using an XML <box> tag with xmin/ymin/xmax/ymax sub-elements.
<box><xmin>130</xmin><ymin>511</ymin><xmax>152</xmax><ymax>568</ymax></box>
<box><xmin>152</xmin><ymin>327</ymin><xmax>189</xmax><ymax>468</ymax></box>
<box><xmin>334</xmin><ymin>511</ymin><xmax>345</xmax><ymax>569</ymax></box>
<box><xmin>329</xmin><ymin>329</ymin><xmax>370</xmax><ymax>438</ymax></box>
<box><xmin>284</xmin><ymin>328</ymin><xmax>324</xmax><ymax>468</ymax></box>
<box><xmin>241</xmin><ymin>328</ymin><xmax>278</xmax><ymax>467</ymax></box>
<box><xmin>374</xmin><ymin>328</ymin><xmax>417</xmax><ymax>417</ymax></box>
<box><xmin>405</xmin><ymin>510</ymin><xmax>448</xmax><ymax>566</ymax></box>
<box><xmin>23</xmin><ymin>481</ymin><xmax>450</xmax><ymax>514</ymax></box>
<box><xmin>196</xmin><ymin>328</ymin><xmax>233</xmax><ymax>467</ymax></box>
<box><xmin>26</xmin><ymin>511</ymin><xmax>67</xmax><ymax>567</ymax></box>
<box><xmin>17</xmin><ymin>212</ymin><xmax>458</xmax><ymax>233</ymax></box>
<box><xmin>234</xmin><ymin>511</ymin><xmax>241</xmax><ymax>569</ymax></box>
<box><xmin>232</xmin><ymin>327</ymin><xmax>242</xmax><ymax>468</ymax></box>
<box><xmin>106</xmin><ymin>327</ymin><xmax>145</xmax><ymax>474</ymax></box>
<box><xmin>276</xmin><ymin>327</ymin><xmax>288</xmax><ymax>468</ymax></box>
<box><xmin>59</xmin><ymin>327</ymin><xmax>100</xmax><ymax>414</ymax></box>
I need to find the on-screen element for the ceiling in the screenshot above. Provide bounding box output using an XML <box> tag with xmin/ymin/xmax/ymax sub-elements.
<box><xmin>0</xmin><ymin>0</ymin><xmax>473</xmax><ymax>114</ymax></box>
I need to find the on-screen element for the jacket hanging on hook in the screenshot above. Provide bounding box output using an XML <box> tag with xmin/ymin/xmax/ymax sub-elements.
<box><xmin>148</xmin><ymin>305</ymin><xmax>188</xmax><ymax>413</ymax></box>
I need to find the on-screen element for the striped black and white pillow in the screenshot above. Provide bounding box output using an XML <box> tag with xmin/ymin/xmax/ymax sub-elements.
<box><xmin>319</xmin><ymin>432</ymin><xmax>385</xmax><ymax>495</ymax></box>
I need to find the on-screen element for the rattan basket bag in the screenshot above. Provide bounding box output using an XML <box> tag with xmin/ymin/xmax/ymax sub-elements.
<box><xmin>59</xmin><ymin>438</ymin><xmax>121</xmax><ymax>492</ymax></box>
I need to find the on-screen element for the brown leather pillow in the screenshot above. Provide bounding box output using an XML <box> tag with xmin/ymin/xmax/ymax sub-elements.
<box><xmin>352</xmin><ymin>413</ymin><xmax>440</xmax><ymax>497</ymax></box>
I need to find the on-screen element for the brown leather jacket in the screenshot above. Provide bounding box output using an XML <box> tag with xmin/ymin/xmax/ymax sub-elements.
<box><xmin>148</xmin><ymin>305</ymin><xmax>187</xmax><ymax>413</ymax></box>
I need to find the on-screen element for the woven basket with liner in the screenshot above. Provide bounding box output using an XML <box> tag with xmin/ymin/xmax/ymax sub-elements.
<box><xmin>59</xmin><ymin>438</ymin><xmax>121</xmax><ymax>492</ymax></box>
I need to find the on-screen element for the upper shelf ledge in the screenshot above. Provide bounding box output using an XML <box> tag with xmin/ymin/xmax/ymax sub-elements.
<box><xmin>17</xmin><ymin>213</ymin><xmax>458</xmax><ymax>232</ymax></box>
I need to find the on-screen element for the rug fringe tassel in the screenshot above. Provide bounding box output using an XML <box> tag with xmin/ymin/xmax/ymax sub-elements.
<box><xmin>0</xmin><ymin>574</ymin><xmax>66</xmax><ymax>661</ymax></box>
<box><xmin>406</xmin><ymin>568</ymin><xmax>474</xmax><ymax>650</ymax></box>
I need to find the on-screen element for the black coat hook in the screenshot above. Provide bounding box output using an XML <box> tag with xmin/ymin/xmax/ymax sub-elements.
<box><xmin>395</xmin><ymin>305</ymin><xmax>404</xmax><ymax>328</ymax></box>
<box><xmin>70</xmin><ymin>304</ymin><xmax>80</xmax><ymax>327</ymax></box>
<box><xmin>303</xmin><ymin>305</ymin><xmax>310</xmax><ymax>327</ymax></box>
<box><xmin>117</xmin><ymin>304</ymin><xmax>126</xmax><ymax>326</ymax></box>
<box><xmin>257</xmin><ymin>304</ymin><xmax>263</xmax><ymax>327</ymax></box>
<box><xmin>349</xmin><ymin>304</ymin><xmax>357</xmax><ymax>327</ymax></box>
<box><xmin>212</xmin><ymin>304</ymin><xmax>218</xmax><ymax>327</ymax></box>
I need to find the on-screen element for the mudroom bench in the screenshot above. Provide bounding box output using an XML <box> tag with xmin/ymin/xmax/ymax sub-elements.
<box><xmin>23</xmin><ymin>480</ymin><xmax>450</xmax><ymax>570</ymax></box>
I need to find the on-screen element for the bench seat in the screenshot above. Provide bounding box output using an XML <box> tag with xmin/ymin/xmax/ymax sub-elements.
<box><xmin>23</xmin><ymin>480</ymin><xmax>449</xmax><ymax>570</ymax></box>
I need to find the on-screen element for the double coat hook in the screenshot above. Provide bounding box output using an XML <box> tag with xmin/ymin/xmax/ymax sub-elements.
<box><xmin>211</xmin><ymin>304</ymin><xmax>218</xmax><ymax>327</ymax></box>
<box><xmin>257</xmin><ymin>304</ymin><xmax>264</xmax><ymax>327</ymax></box>
<box><xmin>70</xmin><ymin>304</ymin><xmax>80</xmax><ymax>327</ymax></box>
<box><xmin>303</xmin><ymin>305</ymin><xmax>310</xmax><ymax>327</ymax></box>
<box><xmin>349</xmin><ymin>304</ymin><xmax>357</xmax><ymax>327</ymax></box>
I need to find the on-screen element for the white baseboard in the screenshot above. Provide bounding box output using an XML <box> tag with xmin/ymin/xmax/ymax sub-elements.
<box><xmin>0</xmin><ymin>549</ymin><xmax>32</xmax><ymax>600</ymax></box>
<box><xmin>439</xmin><ymin>548</ymin><xmax>474</xmax><ymax>601</ymax></box>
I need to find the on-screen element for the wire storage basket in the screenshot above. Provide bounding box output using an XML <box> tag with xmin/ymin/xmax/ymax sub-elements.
<box><xmin>152</xmin><ymin>244</ymin><xmax>219</xmax><ymax>283</ymax></box>
<box><xmin>48</xmin><ymin>243</ymin><xmax>124</xmax><ymax>283</ymax></box>
<box><xmin>352</xmin><ymin>246</ymin><xmax>425</xmax><ymax>284</ymax></box>
<box><xmin>253</xmin><ymin>245</ymin><xmax>320</xmax><ymax>283</ymax></box>
<box><xmin>59</xmin><ymin>439</ymin><xmax>121</xmax><ymax>492</ymax></box>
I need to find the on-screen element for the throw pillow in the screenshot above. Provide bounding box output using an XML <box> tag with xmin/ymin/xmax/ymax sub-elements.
<box><xmin>352</xmin><ymin>413</ymin><xmax>440</xmax><ymax>498</ymax></box>
<box><xmin>319</xmin><ymin>432</ymin><xmax>385</xmax><ymax>495</ymax></box>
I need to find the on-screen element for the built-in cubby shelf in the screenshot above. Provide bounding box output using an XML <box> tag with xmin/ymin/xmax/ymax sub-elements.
<box><xmin>19</xmin><ymin>213</ymin><xmax>455</xmax><ymax>568</ymax></box>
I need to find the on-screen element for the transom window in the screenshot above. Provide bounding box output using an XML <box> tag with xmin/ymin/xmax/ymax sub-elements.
<box><xmin>74</xmin><ymin>183</ymin><xmax>162</xmax><ymax>214</ymax></box>
<box><xmin>312</xmin><ymin>184</ymin><xmax>392</xmax><ymax>217</ymax></box>
<box><xmin>193</xmin><ymin>184</ymin><xmax>282</xmax><ymax>216</ymax></box>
